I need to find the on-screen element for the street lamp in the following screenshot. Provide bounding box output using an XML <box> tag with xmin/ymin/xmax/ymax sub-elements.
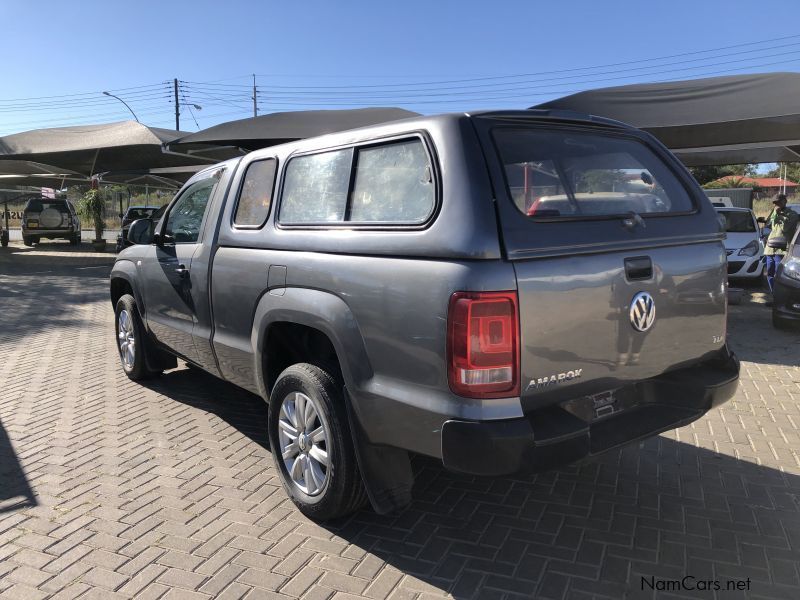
<box><xmin>102</xmin><ymin>91</ymin><xmax>140</xmax><ymax>123</ymax></box>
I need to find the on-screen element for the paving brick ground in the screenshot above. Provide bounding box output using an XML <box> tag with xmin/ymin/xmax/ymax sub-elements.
<box><xmin>1</xmin><ymin>240</ymin><xmax>799</xmax><ymax>599</ymax></box>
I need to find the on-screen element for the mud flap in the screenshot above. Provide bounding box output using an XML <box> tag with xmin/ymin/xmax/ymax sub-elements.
<box><xmin>146</xmin><ymin>342</ymin><xmax>178</xmax><ymax>372</ymax></box>
<box><xmin>344</xmin><ymin>388</ymin><xmax>414</xmax><ymax>515</ymax></box>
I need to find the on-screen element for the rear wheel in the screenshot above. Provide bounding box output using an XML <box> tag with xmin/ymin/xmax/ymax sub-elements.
<box><xmin>1</xmin><ymin>231</ymin><xmax>7</xmax><ymax>247</ymax></box>
<box><xmin>115</xmin><ymin>294</ymin><xmax>162</xmax><ymax>380</ymax></box>
<box><xmin>31</xmin><ymin>236</ymin><xmax>40</xmax><ymax>245</ymax></box>
<box><xmin>268</xmin><ymin>363</ymin><xmax>367</xmax><ymax>521</ymax></box>
<box><xmin>70</xmin><ymin>233</ymin><xmax>80</xmax><ymax>246</ymax></box>
<box><xmin>22</xmin><ymin>235</ymin><xmax>33</xmax><ymax>247</ymax></box>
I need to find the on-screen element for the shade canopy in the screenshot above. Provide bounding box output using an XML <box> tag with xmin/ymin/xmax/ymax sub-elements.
<box><xmin>0</xmin><ymin>121</ymin><xmax>203</xmax><ymax>175</ymax></box>
<box><xmin>0</xmin><ymin>160</ymin><xmax>86</xmax><ymax>188</ymax></box>
<box><xmin>169</xmin><ymin>107</ymin><xmax>421</xmax><ymax>159</ymax></box>
<box><xmin>534</xmin><ymin>72</ymin><xmax>800</xmax><ymax>166</ymax></box>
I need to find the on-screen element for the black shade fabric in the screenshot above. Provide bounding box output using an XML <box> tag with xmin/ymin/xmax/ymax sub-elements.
<box><xmin>534</xmin><ymin>72</ymin><xmax>800</xmax><ymax>165</ymax></box>
<box><xmin>169</xmin><ymin>107</ymin><xmax>421</xmax><ymax>157</ymax></box>
<box><xmin>0</xmin><ymin>160</ymin><xmax>86</xmax><ymax>188</ymax></box>
<box><xmin>0</xmin><ymin>121</ymin><xmax>201</xmax><ymax>175</ymax></box>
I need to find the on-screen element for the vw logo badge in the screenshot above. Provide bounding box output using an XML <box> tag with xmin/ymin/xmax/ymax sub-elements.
<box><xmin>629</xmin><ymin>292</ymin><xmax>656</xmax><ymax>332</ymax></box>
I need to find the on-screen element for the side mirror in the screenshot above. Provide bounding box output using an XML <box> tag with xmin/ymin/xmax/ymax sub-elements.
<box><xmin>127</xmin><ymin>219</ymin><xmax>154</xmax><ymax>245</ymax></box>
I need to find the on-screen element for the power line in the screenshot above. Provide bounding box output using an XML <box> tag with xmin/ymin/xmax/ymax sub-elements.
<box><xmin>0</xmin><ymin>82</ymin><xmax>170</xmax><ymax>103</ymax></box>
<box><xmin>256</xmin><ymin>32</ymin><xmax>800</xmax><ymax>88</ymax></box>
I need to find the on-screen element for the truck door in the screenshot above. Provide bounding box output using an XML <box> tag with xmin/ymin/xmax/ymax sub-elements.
<box><xmin>141</xmin><ymin>171</ymin><xmax>223</xmax><ymax>362</ymax></box>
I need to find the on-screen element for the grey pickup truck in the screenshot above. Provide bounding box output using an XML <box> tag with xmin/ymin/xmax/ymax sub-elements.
<box><xmin>110</xmin><ymin>110</ymin><xmax>739</xmax><ymax>520</ymax></box>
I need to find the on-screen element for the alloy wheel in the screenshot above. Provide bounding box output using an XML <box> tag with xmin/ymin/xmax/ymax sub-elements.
<box><xmin>117</xmin><ymin>309</ymin><xmax>136</xmax><ymax>369</ymax></box>
<box><xmin>277</xmin><ymin>391</ymin><xmax>330</xmax><ymax>496</ymax></box>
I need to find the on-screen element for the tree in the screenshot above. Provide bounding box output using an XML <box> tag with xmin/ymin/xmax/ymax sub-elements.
<box><xmin>687</xmin><ymin>164</ymin><xmax>758</xmax><ymax>186</ymax></box>
<box><xmin>765</xmin><ymin>163</ymin><xmax>800</xmax><ymax>183</ymax></box>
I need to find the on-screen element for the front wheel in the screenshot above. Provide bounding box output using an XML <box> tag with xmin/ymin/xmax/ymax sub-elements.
<box><xmin>0</xmin><ymin>231</ymin><xmax>7</xmax><ymax>247</ymax></box>
<box><xmin>268</xmin><ymin>363</ymin><xmax>367</xmax><ymax>520</ymax></box>
<box><xmin>115</xmin><ymin>294</ymin><xmax>162</xmax><ymax>380</ymax></box>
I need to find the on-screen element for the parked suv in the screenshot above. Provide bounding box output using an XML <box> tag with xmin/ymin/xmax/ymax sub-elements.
<box><xmin>21</xmin><ymin>197</ymin><xmax>81</xmax><ymax>246</ymax></box>
<box><xmin>111</xmin><ymin>110</ymin><xmax>739</xmax><ymax>520</ymax></box>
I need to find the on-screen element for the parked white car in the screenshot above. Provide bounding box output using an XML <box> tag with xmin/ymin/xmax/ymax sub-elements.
<box><xmin>716</xmin><ymin>207</ymin><xmax>763</xmax><ymax>279</ymax></box>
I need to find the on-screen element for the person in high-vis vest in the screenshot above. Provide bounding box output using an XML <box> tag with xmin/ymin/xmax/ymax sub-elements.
<box><xmin>764</xmin><ymin>194</ymin><xmax>799</xmax><ymax>294</ymax></box>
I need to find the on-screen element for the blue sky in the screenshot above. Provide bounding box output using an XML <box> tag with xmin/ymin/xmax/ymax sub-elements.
<box><xmin>1</xmin><ymin>0</ymin><xmax>800</xmax><ymax>166</ymax></box>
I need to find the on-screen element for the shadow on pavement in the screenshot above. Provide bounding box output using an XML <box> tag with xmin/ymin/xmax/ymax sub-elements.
<box><xmin>327</xmin><ymin>437</ymin><xmax>800</xmax><ymax>599</ymax></box>
<box><xmin>142</xmin><ymin>367</ymin><xmax>269</xmax><ymax>450</ymax></box>
<box><xmin>0</xmin><ymin>418</ymin><xmax>37</xmax><ymax>514</ymax></box>
<box><xmin>136</xmin><ymin>366</ymin><xmax>800</xmax><ymax>599</ymax></box>
<box><xmin>0</xmin><ymin>246</ymin><xmax>113</xmax><ymax>346</ymax></box>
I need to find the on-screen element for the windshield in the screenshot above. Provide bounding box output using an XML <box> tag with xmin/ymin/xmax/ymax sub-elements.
<box><xmin>24</xmin><ymin>199</ymin><xmax>69</xmax><ymax>213</ymax></box>
<box><xmin>493</xmin><ymin>128</ymin><xmax>694</xmax><ymax>219</ymax></box>
<box><xmin>717</xmin><ymin>210</ymin><xmax>756</xmax><ymax>233</ymax></box>
<box><xmin>126</xmin><ymin>208</ymin><xmax>156</xmax><ymax>220</ymax></box>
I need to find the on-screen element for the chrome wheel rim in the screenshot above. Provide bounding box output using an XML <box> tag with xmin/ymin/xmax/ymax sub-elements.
<box><xmin>117</xmin><ymin>309</ymin><xmax>135</xmax><ymax>369</ymax></box>
<box><xmin>278</xmin><ymin>391</ymin><xmax>330</xmax><ymax>496</ymax></box>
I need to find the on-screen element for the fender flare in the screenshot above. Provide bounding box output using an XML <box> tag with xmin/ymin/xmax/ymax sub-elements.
<box><xmin>110</xmin><ymin>262</ymin><xmax>176</xmax><ymax>371</ymax></box>
<box><xmin>250</xmin><ymin>287</ymin><xmax>373</xmax><ymax>401</ymax></box>
<box><xmin>110</xmin><ymin>261</ymin><xmax>145</xmax><ymax>317</ymax></box>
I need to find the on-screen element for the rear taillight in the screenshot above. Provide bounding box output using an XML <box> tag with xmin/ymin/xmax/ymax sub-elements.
<box><xmin>447</xmin><ymin>291</ymin><xmax>519</xmax><ymax>398</ymax></box>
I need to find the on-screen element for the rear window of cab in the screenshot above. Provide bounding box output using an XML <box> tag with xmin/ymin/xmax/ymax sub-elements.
<box><xmin>493</xmin><ymin>128</ymin><xmax>694</xmax><ymax>220</ymax></box>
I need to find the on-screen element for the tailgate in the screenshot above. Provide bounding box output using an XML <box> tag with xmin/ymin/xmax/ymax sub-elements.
<box><xmin>514</xmin><ymin>243</ymin><xmax>727</xmax><ymax>408</ymax></box>
<box><xmin>472</xmin><ymin>117</ymin><xmax>728</xmax><ymax>407</ymax></box>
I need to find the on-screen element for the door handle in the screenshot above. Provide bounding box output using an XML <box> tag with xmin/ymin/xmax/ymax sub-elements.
<box><xmin>175</xmin><ymin>264</ymin><xmax>189</xmax><ymax>276</ymax></box>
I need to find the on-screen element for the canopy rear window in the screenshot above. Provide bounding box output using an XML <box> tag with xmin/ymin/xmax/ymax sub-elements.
<box><xmin>493</xmin><ymin>128</ymin><xmax>694</xmax><ymax>219</ymax></box>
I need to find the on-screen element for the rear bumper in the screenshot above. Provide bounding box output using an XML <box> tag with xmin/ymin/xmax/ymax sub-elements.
<box><xmin>441</xmin><ymin>348</ymin><xmax>739</xmax><ymax>476</ymax></box>
<box><xmin>22</xmin><ymin>228</ymin><xmax>77</xmax><ymax>237</ymax></box>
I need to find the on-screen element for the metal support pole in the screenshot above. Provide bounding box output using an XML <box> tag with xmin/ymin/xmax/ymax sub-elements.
<box><xmin>174</xmin><ymin>79</ymin><xmax>180</xmax><ymax>130</ymax></box>
<box><xmin>252</xmin><ymin>74</ymin><xmax>258</xmax><ymax>118</ymax></box>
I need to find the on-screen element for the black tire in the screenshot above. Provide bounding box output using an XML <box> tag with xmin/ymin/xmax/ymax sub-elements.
<box><xmin>268</xmin><ymin>363</ymin><xmax>367</xmax><ymax>520</ymax></box>
<box><xmin>31</xmin><ymin>236</ymin><xmax>40</xmax><ymax>245</ymax></box>
<box><xmin>114</xmin><ymin>294</ymin><xmax>162</xmax><ymax>380</ymax></box>
<box><xmin>22</xmin><ymin>235</ymin><xmax>33</xmax><ymax>247</ymax></box>
<box><xmin>1</xmin><ymin>232</ymin><xmax>7</xmax><ymax>247</ymax></box>
<box><xmin>70</xmin><ymin>233</ymin><xmax>79</xmax><ymax>246</ymax></box>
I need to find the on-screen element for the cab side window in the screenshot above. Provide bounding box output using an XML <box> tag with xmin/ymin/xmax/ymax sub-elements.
<box><xmin>165</xmin><ymin>176</ymin><xmax>219</xmax><ymax>243</ymax></box>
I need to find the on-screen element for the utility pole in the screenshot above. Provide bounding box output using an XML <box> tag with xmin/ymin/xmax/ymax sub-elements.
<box><xmin>174</xmin><ymin>78</ymin><xmax>180</xmax><ymax>130</ymax></box>
<box><xmin>252</xmin><ymin>74</ymin><xmax>258</xmax><ymax>118</ymax></box>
